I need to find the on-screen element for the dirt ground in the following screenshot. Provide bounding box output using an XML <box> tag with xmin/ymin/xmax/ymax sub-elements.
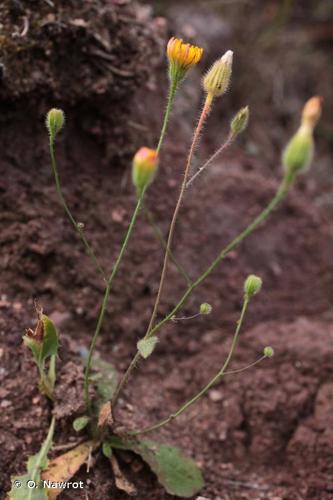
<box><xmin>1</xmin><ymin>1</ymin><xmax>333</xmax><ymax>499</ymax></box>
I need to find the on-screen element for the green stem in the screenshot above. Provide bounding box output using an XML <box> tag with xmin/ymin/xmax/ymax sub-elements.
<box><xmin>49</xmin><ymin>138</ymin><xmax>107</xmax><ymax>282</ymax></box>
<box><xmin>84</xmin><ymin>193</ymin><xmax>145</xmax><ymax>413</ymax></box>
<box><xmin>28</xmin><ymin>416</ymin><xmax>55</xmax><ymax>500</ymax></box>
<box><xmin>112</xmin><ymin>96</ymin><xmax>213</xmax><ymax>408</ymax></box>
<box><xmin>146</xmin><ymin>95</ymin><xmax>212</xmax><ymax>336</ymax></box>
<box><xmin>222</xmin><ymin>354</ymin><xmax>267</xmax><ymax>375</ymax></box>
<box><xmin>131</xmin><ymin>296</ymin><xmax>250</xmax><ymax>435</ymax></box>
<box><xmin>186</xmin><ymin>133</ymin><xmax>233</xmax><ymax>188</ymax></box>
<box><xmin>148</xmin><ymin>179</ymin><xmax>289</xmax><ymax>339</ymax></box>
<box><xmin>113</xmin><ymin>179</ymin><xmax>290</xmax><ymax>402</ymax></box>
<box><xmin>144</xmin><ymin>205</ymin><xmax>191</xmax><ymax>286</ymax></box>
<box><xmin>156</xmin><ymin>78</ymin><xmax>178</xmax><ymax>154</ymax></box>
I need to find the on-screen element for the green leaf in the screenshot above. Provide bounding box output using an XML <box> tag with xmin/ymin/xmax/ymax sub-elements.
<box><xmin>9</xmin><ymin>417</ymin><xmax>56</xmax><ymax>500</ymax></box>
<box><xmin>48</xmin><ymin>355</ymin><xmax>57</xmax><ymax>390</ymax></box>
<box><xmin>102</xmin><ymin>442</ymin><xmax>113</xmax><ymax>458</ymax></box>
<box><xmin>40</xmin><ymin>315</ymin><xmax>59</xmax><ymax>362</ymax></box>
<box><xmin>137</xmin><ymin>337</ymin><xmax>158</xmax><ymax>359</ymax></box>
<box><xmin>23</xmin><ymin>336</ymin><xmax>42</xmax><ymax>365</ymax></box>
<box><xmin>109</xmin><ymin>437</ymin><xmax>204</xmax><ymax>497</ymax></box>
<box><xmin>73</xmin><ymin>416</ymin><xmax>90</xmax><ymax>432</ymax></box>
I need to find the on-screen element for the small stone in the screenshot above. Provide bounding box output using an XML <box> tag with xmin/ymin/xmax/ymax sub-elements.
<box><xmin>209</xmin><ymin>389</ymin><xmax>223</xmax><ymax>402</ymax></box>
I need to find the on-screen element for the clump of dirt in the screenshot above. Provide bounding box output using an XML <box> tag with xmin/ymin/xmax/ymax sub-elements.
<box><xmin>0</xmin><ymin>0</ymin><xmax>163</xmax><ymax>167</ymax></box>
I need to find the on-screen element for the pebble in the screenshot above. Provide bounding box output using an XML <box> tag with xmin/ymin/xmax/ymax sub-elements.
<box><xmin>208</xmin><ymin>389</ymin><xmax>223</xmax><ymax>402</ymax></box>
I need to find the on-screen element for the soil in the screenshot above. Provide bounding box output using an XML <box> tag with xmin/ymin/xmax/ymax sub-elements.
<box><xmin>1</xmin><ymin>1</ymin><xmax>333</xmax><ymax>499</ymax></box>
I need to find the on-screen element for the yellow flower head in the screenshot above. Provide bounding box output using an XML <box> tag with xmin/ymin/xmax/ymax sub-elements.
<box><xmin>167</xmin><ymin>37</ymin><xmax>203</xmax><ymax>82</ymax></box>
<box><xmin>132</xmin><ymin>147</ymin><xmax>159</xmax><ymax>196</ymax></box>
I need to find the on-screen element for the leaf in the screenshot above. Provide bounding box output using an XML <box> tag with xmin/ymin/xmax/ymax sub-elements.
<box><xmin>137</xmin><ymin>336</ymin><xmax>158</xmax><ymax>359</ymax></box>
<box><xmin>42</xmin><ymin>440</ymin><xmax>94</xmax><ymax>500</ymax></box>
<box><xmin>110</xmin><ymin>454</ymin><xmax>137</xmax><ymax>496</ymax></box>
<box><xmin>109</xmin><ymin>437</ymin><xmax>204</xmax><ymax>497</ymax></box>
<box><xmin>98</xmin><ymin>402</ymin><xmax>113</xmax><ymax>428</ymax></box>
<box><xmin>23</xmin><ymin>335</ymin><xmax>42</xmax><ymax>365</ymax></box>
<box><xmin>40</xmin><ymin>315</ymin><xmax>59</xmax><ymax>363</ymax></box>
<box><xmin>9</xmin><ymin>417</ymin><xmax>55</xmax><ymax>500</ymax></box>
<box><xmin>48</xmin><ymin>355</ymin><xmax>57</xmax><ymax>390</ymax></box>
<box><xmin>73</xmin><ymin>416</ymin><xmax>90</xmax><ymax>432</ymax></box>
<box><xmin>102</xmin><ymin>442</ymin><xmax>113</xmax><ymax>458</ymax></box>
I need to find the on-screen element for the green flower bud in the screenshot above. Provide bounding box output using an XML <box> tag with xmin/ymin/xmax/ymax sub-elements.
<box><xmin>132</xmin><ymin>147</ymin><xmax>159</xmax><ymax>196</ymax></box>
<box><xmin>264</xmin><ymin>346</ymin><xmax>274</xmax><ymax>358</ymax></box>
<box><xmin>282</xmin><ymin>96</ymin><xmax>322</xmax><ymax>182</ymax></box>
<box><xmin>200</xmin><ymin>303</ymin><xmax>212</xmax><ymax>315</ymax></box>
<box><xmin>46</xmin><ymin>108</ymin><xmax>65</xmax><ymax>140</ymax></box>
<box><xmin>244</xmin><ymin>274</ymin><xmax>262</xmax><ymax>298</ymax></box>
<box><xmin>203</xmin><ymin>50</ymin><xmax>233</xmax><ymax>98</ymax></box>
<box><xmin>231</xmin><ymin>106</ymin><xmax>249</xmax><ymax>137</ymax></box>
<box><xmin>282</xmin><ymin>128</ymin><xmax>314</xmax><ymax>178</ymax></box>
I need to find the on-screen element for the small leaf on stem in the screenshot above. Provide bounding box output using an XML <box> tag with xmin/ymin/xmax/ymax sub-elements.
<box><xmin>73</xmin><ymin>416</ymin><xmax>90</xmax><ymax>432</ymax></box>
<box><xmin>137</xmin><ymin>336</ymin><xmax>158</xmax><ymax>359</ymax></box>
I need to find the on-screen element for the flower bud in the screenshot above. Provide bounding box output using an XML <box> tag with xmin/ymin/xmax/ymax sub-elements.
<box><xmin>46</xmin><ymin>108</ymin><xmax>65</xmax><ymax>140</ymax></box>
<box><xmin>282</xmin><ymin>96</ymin><xmax>322</xmax><ymax>181</ymax></box>
<box><xmin>200</xmin><ymin>303</ymin><xmax>212</xmax><ymax>315</ymax></box>
<box><xmin>244</xmin><ymin>274</ymin><xmax>262</xmax><ymax>298</ymax></box>
<box><xmin>167</xmin><ymin>37</ymin><xmax>203</xmax><ymax>83</ymax></box>
<box><xmin>132</xmin><ymin>147</ymin><xmax>159</xmax><ymax>196</ymax></box>
<box><xmin>203</xmin><ymin>50</ymin><xmax>233</xmax><ymax>98</ymax></box>
<box><xmin>230</xmin><ymin>106</ymin><xmax>249</xmax><ymax>137</ymax></box>
<box><xmin>302</xmin><ymin>96</ymin><xmax>322</xmax><ymax>129</ymax></box>
<box><xmin>264</xmin><ymin>346</ymin><xmax>274</xmax><ymax>358</ymax></box>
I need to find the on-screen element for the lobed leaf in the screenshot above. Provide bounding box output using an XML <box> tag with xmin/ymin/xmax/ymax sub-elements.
<box><xmin>109</xmin><ymin>436</ymin><xmax>204</xmax><ymax>497</ymax></box>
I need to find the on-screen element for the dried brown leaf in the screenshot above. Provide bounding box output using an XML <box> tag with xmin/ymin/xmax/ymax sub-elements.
<box><xmin>110</xmin><ymin>454</ymin><xmax>137</xmax><ymax>496</ymax></box>
<box><xmin>41</xmin><ymin>440</ymin><xmax>94</xmax><ymax>499</ymax></box>
<box><xmin>98</xmin><ymin>401</ymin><xmax>113</xmax><ymax>428</ymax></box>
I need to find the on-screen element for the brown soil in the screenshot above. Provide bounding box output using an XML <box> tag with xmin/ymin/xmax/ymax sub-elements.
<box><xmin>1</xmin><ymin>1</ymin><xmax>333</xmax><ymax>499</ymax></box>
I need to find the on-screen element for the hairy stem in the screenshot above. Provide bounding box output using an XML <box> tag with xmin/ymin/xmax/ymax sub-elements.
<box><xmin>112</xmin><ymin>95</ymin><xmax>213</xmax><ymax>408</ymax></box>
<box><xmin>186</xmin><ymin>133</ymin><xmax>233</xmax><ymax>188</ymax></box>
<box><xmin>84</xmin><ymin>193</ymin><xmax>145</xmax><ymax>413</ymax></box>
<box><xmin>131</xmin><ymin>296</ymin><xmax>250</xmax><ymax>435</ymax></box>
<box><xmin>156</xmin><ymin>78</ymin><xmax>178</xmax><ymax>154</ymax></box>
<box><xmin>113</xmin><ymin>178</ymin><xmax>289</xmax><ymax>403</ymax></box>
<box><xmin>49</xmin><ymin>138</ymin><xmax>107</xmax><ymax>281</ymax></box>
<box><xmin>146</xmin><ymin>94</ymin><xmax>213</xmax><ymax>335</ymax></box>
